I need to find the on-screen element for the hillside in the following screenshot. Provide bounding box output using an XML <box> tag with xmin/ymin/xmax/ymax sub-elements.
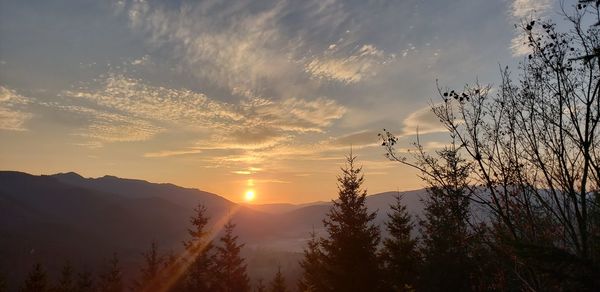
<box><xmin>0</xmin><ymin>171</ymin><xmax>426</xmax><ymax>287</ymax></box>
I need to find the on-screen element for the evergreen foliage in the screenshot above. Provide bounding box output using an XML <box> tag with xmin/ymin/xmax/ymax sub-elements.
<box><xmin>254</xmin><ymin>279</ymin><xmax>267</xmax><ymax>292</ymax></box>
<box><xmin>21</xmin><ymin>263</ymin><xmax>48</xmax><ymax>292</ymax></box>
<box><xmin>417</xmin><ymin>147</ymin><xmax>477</xmax><ymax>291</ymax></box>
<box><xmin>268</xmin><ymin>267</ymin><xmax>286</xmax><ymax>292</ymax></box>
<box><xmin>97</xmin><ymin>253</ymin><xmax>123</xmax><ymax>292</ymax></box>
<box><xmin>212</xmin><ymin>220</ymin><xmax>250</xmax><ymax>292</ymax></box>
<box><xmin>133</xmin><ymin>241</ymin><xmax>165</xmax><ymax>291</ymax></box>
<box><xmin>182</xmin><ymin>204</ymin><xmax>215</xmax><ymax>292</ymax></box>
<box><xmin>53</xmin><ymin>262</ymin><xmax>76</xmax><ymax>292</ymax></box>
<box><xmin>75</xmin><ymin>268</ymin><xmax>95</xmax><ymax>292</ymax></box>
<box><xmin>380</xmin><ymin>195</ymin><xmax>420</xmax><ymax>291</ymax></box>
<box><xmin>297</xmin><ymin>230</ymin><xmax>326</xmax><ymax>292</ymax></box>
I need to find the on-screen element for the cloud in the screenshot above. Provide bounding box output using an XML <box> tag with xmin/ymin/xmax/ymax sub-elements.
<box><xmin>59</xmin><ymin>74</ymin><xmax>345</xmax><ymax>150</ymax></box>
<box><xmin>124</xmin><ymin>0</ymin><xmax>298</xmax><ymax>98</ymax></box>
<box><xmin>329</xmin><ymin>130</ymin><xmax>379</xmax><ymax>147</ymax></box>
<box><xmin>143</xmin><ymin>149</ymin><xmax>203</xmax><ymax>158</ymax></box>
<box><xmin>510</xmin><ymin>0</ymin><xmax>551</xmax><ymax>18</ymax></box>
<box><xmin>0</xmin><ymin>86</ymin><xmax>33</xmax><ymax>131</ymax></box>
<box><xmin>508</xmin><ymin>0</ymin><xmax>551</xmax><ymax>56</ymax></box>
<box><xmin>48</xmin><ymin>104</ymin><xmax>165</xmax><ymax>143</ymax></box>
<box><xmin>305</xmin><ymin>44</ymin><xmax>392</xmax><ymax>84</ymax></box>
<box><xmin>401</xmin><ymin>105</ymin><xmax>447</xmax><ymax>136</ymax></box>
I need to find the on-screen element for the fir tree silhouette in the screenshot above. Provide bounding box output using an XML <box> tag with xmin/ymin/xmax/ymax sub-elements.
<box><xmin>297</xmin><ymin>229</ymin><xmax>326</xmax><ymax>292</ymax></box>
<box><xmin>320</xmin><ymin>151</ymin><xmax>382</xmax><ymax>291</ymax></box>
<box><xmin>182</xmin><ymin>204</ymin><xmax>215</xmax><ymax>291</ymax></box>
<box><xmin>417</xmin><ymin>147</ymin><xmax>476</xmax><ymax>291</ymax></box>
<box><xmin>268</xmin><ymin>267</ymin><xmax>286</xmax><ymax>292</ymax></box>
<box><xmin>254</xmin><ymin>279</ymin><xmax>267</xmax><ymax>292</ymax></box>
<box><xmin>133</xmin><ymin>241</ymin><xmax>165</xmax><ymax>291</ymax></box>
<box><xmin>53</xmin><ymin>261</ymin><xmax>76</xmax><ymax>292</ymax></box>
<box><xmin>20</xmin><ymin>263</ymin><xmax>48</xmax><ymax>292</ymax></box>
<box><xmin>380</xmin><ymin>195</ymin><xmax>421</xmax><ymax>291</ymax></box>
<box><xmin>212</xmin><ymin>220</ymin><xmax>250</xmax><ymax>292</ymax></box>
<box><xmin>97</xmin><ymin>253</ymin><xmax>123</xmax><ymax>292</ymax></box>
<box><xmin>75</xmin><ymin>268</ymin><xmax>94</xmax><ymax>292</ymax></box>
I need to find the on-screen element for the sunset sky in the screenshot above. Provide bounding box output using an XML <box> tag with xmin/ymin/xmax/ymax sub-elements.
<box><xmin>0</xmin><ymin>0</ymin><xmax>552</xmax><ymax>203</ymax></box>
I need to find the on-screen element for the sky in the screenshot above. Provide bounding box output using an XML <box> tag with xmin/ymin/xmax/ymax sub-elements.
<box><xmin>0</xmin><ymin>0</ymin><xmax>554</xmax><ymax>204</ymax></box>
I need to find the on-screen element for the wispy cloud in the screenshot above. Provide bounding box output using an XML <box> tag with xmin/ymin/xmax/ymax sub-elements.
<box><xmin>0</xmin><ymin>86</ymin><xmax>33</xmax><ymax>131</ymax></box>
<box><xmin>143</xmin><ymin>149</ymin><xmax>203</xmax><ymax>158</ymax></box>
<box><xmin>305</xmin><ymin>44</ymin><xmax>393</xmax><ymax>84</ymax></box>
<box><xmin>508</xmin><ymin>0</ymin><xmax>552</xmax><ymax>56</ymax></box>
<box><xmin>57</xmin><ymin>74</ymin><xmax>345</xmax><ymax>151</ymax></box>
<box><xmin>401</xmin><ymin>104</ymin><xmax>447</xmax><ymax>136</ymax></box>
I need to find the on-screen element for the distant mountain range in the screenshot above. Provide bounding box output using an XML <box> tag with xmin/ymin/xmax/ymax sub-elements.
<box><xmin>0</xmin><ymin>171</ymin><xmax>426</xmax><ymax>287</ymax></box>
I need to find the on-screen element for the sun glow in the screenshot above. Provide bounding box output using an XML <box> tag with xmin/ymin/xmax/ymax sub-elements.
<box><xmin>244</xmin><ymin>190</ymin><xmax>256</xmax><ymax>202</ymax></box>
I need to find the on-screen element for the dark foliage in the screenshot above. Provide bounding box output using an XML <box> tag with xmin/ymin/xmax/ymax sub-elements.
<box><xmin>212</xmin><ymin>220</ymin><xmax>250</xmax><ymax>292</ymax></box>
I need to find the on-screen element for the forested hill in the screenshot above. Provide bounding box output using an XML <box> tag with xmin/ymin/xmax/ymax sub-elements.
<box><xmin>0</xmin><ymin>171</ymin><xmax>425</xmax><ymax>287</ymax></box>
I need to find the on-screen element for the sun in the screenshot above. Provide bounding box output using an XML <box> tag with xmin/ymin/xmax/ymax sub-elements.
<box><xmin>244</xmin><ymin>190</ymin><xmax>256</xmax><ymax>202</ymax></box>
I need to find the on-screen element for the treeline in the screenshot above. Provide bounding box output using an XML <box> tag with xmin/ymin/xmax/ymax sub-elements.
<box><xmin>299</xmin><ymin>1</ymin><xmax>600</xmax><ymax>291</ymax></box>
<box><xmin>11</xmin><ymin>205</ymin><xmax>291</xmax><ymax>292</ymax></box>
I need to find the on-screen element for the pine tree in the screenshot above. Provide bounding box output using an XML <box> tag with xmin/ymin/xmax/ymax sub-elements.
<box><xmin>182</xmin><ymin>204</ymin><xmax>215</xmax><ymax>292</ymax></box>
<box><xmin>254</xmin><ymin>279</ymin><xmax>266</xmax><ymax>292</ymax></box>
<box><xmin>380</xmin><ymin>195</ymin><xmax>420</xmax><ymax>291</ymax></box>
<box><xmin>297</xmin><ymin>230</ymin><xmax>326</xmax><ymax>292</ymax></box>
<box><xmin>21</xmin><ymin>263</ymin><xmax>48</xmax><ymax>292</ymax></box>
<box><xmin>0</xmin><ymin>271</ymin><xmax>7</xmax><ymax>292</ymax></box>
<box><xmin>133</xmin><ymin>241</ymin><xmax>165</xmax><ymax>291</ymax></box>
<box><xmin>417</xmin><ymin>147</ymin><xmax>477</xmax><ymax>291</ymax></box>
<box><xmin>97</xmin><ymin>253</ymin><xmax>123</xmax><ymax>292</ymax></box>
<box><xmin>75</xmin><ymin>268</ymin><xmax>94</xmax><ymax>292</ymax></box>
<box><xmin>53</xmin><ymin>262</ymin><xmax>76</xmax><ymax>292</ymax></box>
<box><xmin>320</xmin><ymin>152</ymin><xmax>382</xmax><ymax>291</ymax></box>
<box><xmin>212</xmin><ymin>220</ymin><xmax>250</xmax><ymax>292</ymax></box>
<box><xmin>268</xmin><ymin>267</ymin><xmax>286</xmax><ymax>292</ymax></box>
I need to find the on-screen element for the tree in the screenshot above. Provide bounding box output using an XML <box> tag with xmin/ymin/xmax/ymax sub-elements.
<box><xmin>53</xmin><ymin>262</ymin><xmax>76</xmax><ymax>292</ymax></box>
<box><xmin>268</xmin><ymin>267</ymin><xmax>286</xmax><ymax>292</ymax></box>
<box><xmin>417</xmin><ymin>145</ymin><xmax>479</xmax><ymax>291</ymax></box>
<box><xmin>380</xmin><ymin>195</ymin><xmax>420</xmax><ymax>291</ymax></box>
<box><xmin>320</xmin><ymin>152</ymin><xmax>382</xmax><ymax>291</ymax></box>
<box><xmin>381</xmin><ymin>1</ymin><xmax>600</xmax><ymax>289</ymax></box>
<box><xmin>21</xmin><ymin>263</ymin><xmax>48</xmax><ymax>292</ymax></box>
<box><xmin>297</xmin><ymin>230</ymin><xmax>326</xmax><ymax>292</ymax></box>
<box><xmin>212</xmin><ymin>220</ymin><xmax>250</xmax><ymax>292</ymax></box>
<box><xmin>182</xmin><ymin>204</ymin><xmax>215</xmax><ymax>292</ymax></box>
<box><xmin>75</xmin><ymin>268</ymin><xmax>95</xmax><ymax>292</ymax></box>
<box><xmin>133</xmin><ymin>241</ymin><xmax>165</xmax><ymax>292</ymax></box>
<box><xmin>97</xmin><ymin>253</ymin><xmax>123</xmax><ymax>292</ymax></box>
<box><xmin>0</xmin><ymin>271</ymin><xmax>7</xmax><ymax>292</ymax></box>
<box><xmin>254</xmin><ymin>279</ymin><xmax>267</xmax><ymax>292</ymax></box>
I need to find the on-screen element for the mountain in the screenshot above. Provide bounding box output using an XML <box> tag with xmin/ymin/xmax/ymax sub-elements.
<box><xmin>0</xmin><ymin>171</ymin><xmax>426</xmax><ymax>288</ymax></box>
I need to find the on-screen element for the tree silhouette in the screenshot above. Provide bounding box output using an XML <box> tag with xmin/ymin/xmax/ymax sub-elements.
<box><xmin>254</xmin><ymin>279</ymin><xmax>267</xmax><ymax>292</ymax></box>
<box><xmin>320</xmin><ymin>152</ymin><xmax>382</xmax><ymax>291</ymax></box>
<box><xmin>97</xmin><ymin>253</ymin><xmax>123</xmax><ymax>292</ymax></box>
<box><xmin>212</xmin><ymin>220</ymin><xmax>250</xmax><ymax>292</ymax></box>
<box><xmin>380</xmin><ymin>195</ymin><xmax>420</xmax><ymax>291</ymax></box>
<box><xmin>21</xmin><ymin>263</ymin><xmax>48</xmax><ymax>292</ymax></box>
<box><xmin>0</xmin><ymin>271</ymin><xmax>7</xmax><ymax>292</ymax></box>
<box><xmin>133</xmin><ymin>241</ymin><xmax>165</xmax><ymax>291</ymax></box>
<box><xmin>53</xmin><ymin>262</ymin><xmax>76</xmax><ymax>292</ymax></box>
<box><xmin>182</xmin><ymin>204</ymin><xmax>215</xmax><ymax>292</ymax></box>
<box><xmin>268</xmin><ymin>267</ymin><xmax>286</xmax><ymax>292</ymax></box>
<box><xmin>75</xmin><ymin>268</ymin><xmax>94</xmax><ymax>292</ymax></box>
<box><xmin>416</xmin><ymin>145</ymin><xmax>479</xmax><ymax>291</ymax></box>
<box><xmin>381</xmin><ymin>2</ymin><xmax>600</xmax><ymax>289</ymax></box>
<box><xmin>297</xmin><ymin>229</ymin><xmax>326</xmax><ymax>292</ymax></box>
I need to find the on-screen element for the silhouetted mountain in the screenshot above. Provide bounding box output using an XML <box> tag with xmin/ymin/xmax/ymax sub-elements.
<box><xmin>52</xmin><ymin>172</ymin><xmax>231</xmax><ymax>210</ymax></box>
<box><xmin>0</xmin><ymin>171</ymin><xmax>426</xmax><ymax>288</ymax></box>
